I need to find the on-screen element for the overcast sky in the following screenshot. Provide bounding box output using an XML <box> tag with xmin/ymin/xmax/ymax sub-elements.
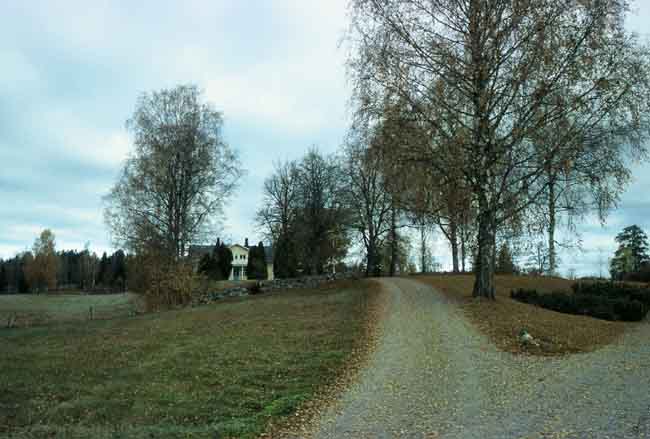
<box><xmin>1</xmin><ymin>1</ymin><xmax>649</xmax><ymax>277</ymax></box>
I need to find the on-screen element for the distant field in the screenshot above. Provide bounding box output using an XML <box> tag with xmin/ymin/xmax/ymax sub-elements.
<box><xmin>0</xmin><ymin>280</ymin><xmax>377</xmax><ymax>439</ymax></box>
<box><xmin>416</xmin><ymin>274</ymin><xmax>628</xmax><ymax>355</ymax></box>
<box><xmin>0</xmin><ymin>293</ymin><xmax>140</xmax><ymax>327</ymax></box>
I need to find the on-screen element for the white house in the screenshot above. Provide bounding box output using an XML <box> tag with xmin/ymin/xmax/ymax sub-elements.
<box><xmin>229</xmin><ymin>244</ymin><xmax>249</xmax><ymax>280</ymax></box>
<box><xmin>188</xmin><ymin>239</ymin><xmax>274</xmax><ymax>281</ymax></box>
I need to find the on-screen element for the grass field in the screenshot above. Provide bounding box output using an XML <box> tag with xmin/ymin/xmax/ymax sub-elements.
<box><xmin>0</xmin><ymin>293</ymin><xmax>140</xmax><ymax>327</ymax></box>
<box><xmin>0</xmin><ymin>280</ymin><xmax>377</xmax><ymax>438</ymax></box>
<box><xmin>416</xmin><ymin>274</ymin><xmax>628</xmax><ymax>355</ymax></box>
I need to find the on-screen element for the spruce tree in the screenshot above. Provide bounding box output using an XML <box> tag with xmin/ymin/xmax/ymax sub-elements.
<box><xmin>611</xmin><ymin>225</ymin><xmax>650</xmax><ymax>280</ymax></box>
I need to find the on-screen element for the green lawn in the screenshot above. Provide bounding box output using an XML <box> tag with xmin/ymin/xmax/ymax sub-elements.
<box><xmin>0</xmin><ymin>280</ymin><xmax>375</xmax><ymax>438</ymax></box>
<box><xmin>0</xmin><ymin>293</ymin><xmax>139</xmax><ymax>327</ymax></box>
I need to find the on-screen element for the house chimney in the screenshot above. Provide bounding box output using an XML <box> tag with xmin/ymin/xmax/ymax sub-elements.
<box><xmin>245</xmin><ymin>238</ymin><xmax>249</xmax><ymax>247</ymax></box>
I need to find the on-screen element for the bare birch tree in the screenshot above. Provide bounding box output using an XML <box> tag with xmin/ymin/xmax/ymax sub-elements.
<box><xmin>104</xmin><ymin>85</ymin><xmax>242</xmax><ymax>259</ymax></box>
<box><xmin>347</xmin><ymin>0</ymin><xmax>650</xmax><ymax>298</ymax></box>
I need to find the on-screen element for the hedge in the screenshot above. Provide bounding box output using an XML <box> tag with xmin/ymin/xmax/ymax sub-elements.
<box><xmin>511</xmin><ymin>287</ymin><xmax>648</xmax><ymax>322</ymax></box>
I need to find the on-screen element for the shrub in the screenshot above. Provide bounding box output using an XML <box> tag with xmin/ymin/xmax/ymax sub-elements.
<box><xmin>510</xmin><ymin>288</ymin><xmax>540</xmax><ymax>302</ymax></box>
<box><xmin>511</xmin><ymin>287</ymin><xmax>648</xmax><ymax>322</ymax></box>
<box><xmin>145</xmin><ymin>262</ymin><xmax>196</xmax><ymax>310</ymax></box>
<box><xmin>571</xmin><ymin>281</ymin><xmax>650</xmax><ymax>309</ymax></box>
<box><xmin>248</xmin><ymin>282</ymin><xmax>263</xmax><ymax>295</ymax></box>
<box><xmin>127</xmin><ymin>253</ymin><xmax>197</xmax><ymax>311</ymax></box>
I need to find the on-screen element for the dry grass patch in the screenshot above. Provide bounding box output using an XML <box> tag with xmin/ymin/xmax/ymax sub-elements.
<box><xmin>416</xmin><ymin>274</ymin><xmax>627</xmax><ymax>356</ymax></box>
<box><xmin>0</xmin><ymin>280</ymin><xmax>378</xmax><ymax>439</ymax></box>
<box><xmin>0</xmin><ymin>293</ymin><xmax>140</xmax><ymax>327</ymax></box>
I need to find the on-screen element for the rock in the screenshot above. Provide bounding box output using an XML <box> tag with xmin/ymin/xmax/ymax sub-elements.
<box><xmin>518</xmin><ymin>329</ymin><xmax>540</xmax><ymax>347</ymax></box>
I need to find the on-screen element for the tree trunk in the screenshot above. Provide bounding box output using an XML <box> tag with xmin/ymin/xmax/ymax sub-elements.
<box><xmin>472</xmin><ymin>202</ymin><xmax>496</xmax><ymax>299</ymax></box>
<box><xmin>420</xmin><ymin>224</ymin><xmax>427</xmax><ymax>273</ymax></box>
<box><xmin>547</xmin><ymin>175</ymin><xmax>557</xmax><ymax>275</ymax></box>
<box><xmin>366</xmin><ymin>237</ymin><xmax>380</xmax><ymax>277</ymax></box>
<box><xmin>389</xmin><ymin>205</ymin><xmax>397</xmax><ymax>277</ymax></box>
<box><xmin>460</xmin><ymin>228</ymin><xmax>467</xmax><ymax>273</ymax></box>
<box><xmin>450</xmin><ymin>222</ymin><xmax>460</xmax><ymax>273</ymax></box>
<box><xmin>469</xmin><ymin>0</ymin><xmax>493</xmax><ymax>298</ymax></box>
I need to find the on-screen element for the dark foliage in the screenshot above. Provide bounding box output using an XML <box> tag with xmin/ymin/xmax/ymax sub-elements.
<box><xmin>0</xmin><ymin>264</ymin><xmax>7</xmax><ymax>294</ymax></box>
<box><xmin>247</xmin><ymin>242</ymin><xmax>268</xmax><ymax>280</ymax></box>
<box><xmin>248</xmin><ymin>282</ymin><xmax>263</xmax><ymax>295</ymax></box>
<box><xmin>274</xmin><ymin>237</ymin><xmax>298</xmax><ymax>279</ymax></box>
<box><xmin>197</xmin><ymin>242</ymin><xmax>233</xmax><ymax>281</ymax></box>
<box><xmin>215</xmin><ymin>243</ymin><xmax>233</xmax><ymax>280</ymax></box>
<box><xmin>496</xmin><ymin>244</ymin><xmax>517</xmax><ymax>275</ymax></box>
<box><xmin>620</xmin><ymin>262</ymin><xmax>650</xmax><ymax>283</ymax></box>
<box><xmin>198</xmin><ymin>253</ymin><xmax>220</xmax><ymax>280</ymax></box>
<box><xmin>511</xmin><ymin>285</ymin><xmax>649</xmax><ymax>322</ymax></box>
<box><xmin>610</xmin><ymin>225</ymin><xmax>650</xmax><ymax>280</ymax></box>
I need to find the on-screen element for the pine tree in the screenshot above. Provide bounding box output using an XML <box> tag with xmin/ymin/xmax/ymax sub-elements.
<box><xmin>496</xmin><ymin>244</ymin><xmax>516</xmax><ymax>275</ymax></box>
<box><xmin>0</xmin><ymin>263</ymin><xmax>7</xmax><ymax>294</ymax></box>
<box><xmin>610</xmin><ymin>225</ymin><xmax>650</xmax><ymax>280</ymax></box>
<box><xmin>214</xmin><ymin>243</ymin><xmax>233</xmax><ymax>280</ymax></box>
<box><xmin>97</xmin><ymin>252</ymin><xmax>110</xmax><ymax>285</ymax></box>
<box><xmin>247</xmin><ymin>242</ymin><xmax>268</xmax><ymax>280</ymax></box>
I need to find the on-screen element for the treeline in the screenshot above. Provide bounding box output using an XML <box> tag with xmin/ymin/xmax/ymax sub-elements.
<box><xmin>0</xmin><ymin>229</ymin><xmax>126</xmax><ymax>294</ymax></box>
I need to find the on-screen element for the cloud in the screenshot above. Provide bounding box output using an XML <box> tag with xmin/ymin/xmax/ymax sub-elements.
<box><xmin>1</xmin><ymin>0</ymin><xmax>649</xmax><ymax>282</ymax></box>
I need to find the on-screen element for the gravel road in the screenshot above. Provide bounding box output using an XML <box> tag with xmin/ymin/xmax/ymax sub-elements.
<box><xmin>304</xmin><ymin>277</ymin><xmax>650</xmax><ymax>438</ymax></box>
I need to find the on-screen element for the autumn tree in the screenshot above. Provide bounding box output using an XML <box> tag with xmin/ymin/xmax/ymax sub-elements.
<box><xmin>347</xmin><ymin>0</ymin><xmax>650</xmax><ymax>298</ymax></box>
<box><xmin>104</xmin><ymin>84</ymin><xmax>242</xmax><ymax>260</ymax></box>
<box><xmin>24</xmin><ymin>229</ymin><xmax>59</xmax><ymax>292</ymax></box>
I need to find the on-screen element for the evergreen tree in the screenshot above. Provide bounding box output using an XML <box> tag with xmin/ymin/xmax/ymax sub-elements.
<box><xmin>611</xmin><ymin>225</ymin><xmax>650</xmax><ymax>280</ymax></box>
<box><xmin>97</xmin><ymin>252</ymin><xmax>110</xmax><ymax>285</ymax></box>
<box><xmin>496</xmin><ymin>244</ymin><xmax>516</xmax><ymax>275</ymax></box>
<box><xmin>0</xmin><ymin>263</ymin><xmax>7</xmax><ymax>293</ymax></box>
<box><xmin>18</xmin><ymin>253</ymin><xmax>32</xmax><ymax>293</ymax></box>
<box><xmin>247</xmin><ymin>242</ymin><xmax>268</xmax><ymax>280</ymax></box>
<box><xmin>111</xmin><ymin>250</ymin><xmax>127</xmax><ymax>290</ymax></box>
<box><xmin>273</xmin><ymin>237</ymin><xmax>297</xmax><ymax>278</ymax></box>
<box><xmin>214</xmin><ymin>243</ymin><xmax>233</xmax><ymax>280</ymax></box>
<box><xmin>198</xmin><ymin>242</ymin><xmax>233</xmax><ymax>281</ymax></box>
<box><xmin>198</xmin><ymin>253</ymin><xmax>220</xmax><ymax>280</ymax></box>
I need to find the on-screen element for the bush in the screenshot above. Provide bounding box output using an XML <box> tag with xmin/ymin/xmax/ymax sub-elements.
<box><xmin>144</xmin><ymin>262</ymin><xmax>196</xmax><ymax>310</ymax></box>
<box><xmin>127</xmin><ymin>253</ymin><xmax>197</xmax><ymax>311</ymax></box>
<box><xmin>510</xmin><ymin>288</ymin><xmax>540</xmax><ymax>303</ymax></box>
<box><xmin>511</xmin><ymin>287</ymin><xmax>648</xmax><ymax>322</ymax></box>
<box><xmin>571</xmin><ymin>282</ymin><xmax>650</xmax><ymax>308</ymax></box>
<box><xmin>248</xmin><ymin>282</ymin><xmax>263</xmax><ymax>295</ymax></box>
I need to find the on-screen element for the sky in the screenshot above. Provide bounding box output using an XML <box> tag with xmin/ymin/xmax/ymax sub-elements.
<box><xmin>0</xmin><ymin>0</ymin><xmax>649</xmax><ymax>277</ymax></box>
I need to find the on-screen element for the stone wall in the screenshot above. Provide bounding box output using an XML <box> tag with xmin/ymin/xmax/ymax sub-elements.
<box><xmin>192</xmin><ymin>272</ymin><xmax>359</xmax><ymax>306</ymax></box>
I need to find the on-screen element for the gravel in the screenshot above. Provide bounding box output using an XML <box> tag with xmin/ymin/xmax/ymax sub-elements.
<box><xmin>301</xmin><ymin>278</ymin><xmax>650</xmax><ymax>438</ymax></box>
